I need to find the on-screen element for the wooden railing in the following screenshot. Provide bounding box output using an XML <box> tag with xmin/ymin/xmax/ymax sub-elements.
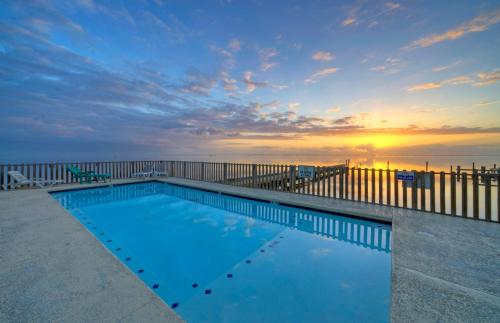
<box><xmin>1</xmin><ymin>160</ymin><xmax>498</xmax><ymax>223</ymax></box>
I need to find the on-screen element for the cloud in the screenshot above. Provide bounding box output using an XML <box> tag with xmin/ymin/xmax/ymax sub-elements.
<box><xmin>288</xmin><ymin>102</ymin><xmax>300</xmax><ymax>111</ymax></box>
<box><xmin>475</xmin><ymin>99</ymin><xmax>500</xmax><ymax>107</ymax></box>
<box><xmin>261</xmin><ymin>62</ymin><xmax>277</xmax><ymax>71</ymax></box>
<box><xmin>259</xmin><ymin>48</ymin><xmax>278</xmax><ymax>61</ymax></box>
<box><xmin>385</xmin><ymin>2</ymin><xmax>400</xmax><ymax>10</ymax></box>
<box><xmin>370</xmin><ymin>57</ymin><xmax>402</xmax><ymax>74</ymax></box>
<box><xmin>407</xmin><ymin>71</ymin><xmax>499</xmax><ymax>92</ymax></box>
<box><xmin>258</xmin><ymin>47</ymin><xmax>278</xmax><ymax>71</ymax></box>
<box><xmin>312</xmin><ymin>51</ymin><xmax>334</xmax><ymax>61</ymax></box>
<box><xmin>305</xmin><ymin>67</ymin><xmax>339</xmax><ymax>84</ymax></box>
<box><xmin>210</xmin><ymin>44</ymin><xmax>236</xmax><ymax>68</ymax></box>
<box><xmin>180</xmin><ymin>70</ymin><xmax>217</xmax><ymax>95</ymax></box>
<box><xmin>432</xmin><ymin>60</ymin><xmax>463</xmax><ymax>72</ymax></box>
<box><xmin>242</xmin><ymin>71</ymin><xmax>286</xmax><ymax>93</ymax></box>
<box><xmin>341</xmin><ymin>2</ymin><xmax>401</xmax><ymax>28</ymax></box>
<box><xmin>327</xmin><ymin>106</ymin><xmax>341</xmax><ymax>113</ymax></box>
<box><xmin>404</xmin><ymin>10</ymin><xmax>500</xmax><ymax>50</ymax></box>
<box><xmin>342</xmin><ymin>17</ymin><xmax>357</xmax><ymax>27</ymax></box>
<box><xmin>220</xmin><ymin>71</ymin><xmax>238</xmax><ymax>92</ymax></box>
<box><xmin>407</xmin><ymin>82</ymin><xmax>442</xmax><ymax>92</ymax></box>
<box><xmin>228</xmin><ymin>38</ymin><xmax>241</xmax><ymax>52</ymax></box>
<box><xmin>474</xmin><ymin>69</ymin><xmax>500</xmax><ymax>87</ymax></box>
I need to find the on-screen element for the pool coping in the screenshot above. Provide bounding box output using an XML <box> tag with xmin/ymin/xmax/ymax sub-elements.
<box><xmin>2</xmin><ymin>177</ymin><xmax>499</xmax><ymax>322</ymax></box>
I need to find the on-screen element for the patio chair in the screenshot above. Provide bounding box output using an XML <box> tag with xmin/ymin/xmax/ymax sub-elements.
<box><xmin>7</xmin><ymin>171</ymin><xmax>63</xmax><ymax>189</ymax></box>
<box><xmin>68</xmin><ymin>165</ymin><xmax>111</xmax><ymax>183</ymax></box>
<box><xmin>133</xmin><ymin>165</ymin><xmax>154</xmax><ymax>178</ymax></box>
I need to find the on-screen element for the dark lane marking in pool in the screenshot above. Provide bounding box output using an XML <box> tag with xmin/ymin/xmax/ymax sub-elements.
<box><xmin>107</xmin><ymin>240</ymin><xmax>112</xmax><ymax>243</ymax></box>
<box><xmin>205</xmin><ymin>289</ymin><xmax>211</xmax><ymax>295</ymax></box>
<box><xmin>260</xmin><ymin>249</ymin><xmax>265</xmax><ymax>253</ymax></box>
<box><xmin>172</xmin><ymin>303</ymin><xmax>179</xmax><ymax>309</ymax></box>
<box><xmin>138</xmin><ymin>269</ymin><xmax>144</xmax><ymax>273</ymax></box>
<box><xmin>227</xmin><ymin>274</ymin><xmax>233</xmax><ymax>278</ymax></box>
<box><xmin>246</xmin><ymin>260</ymin><xmax>251</xmax><ymax>264</ymax></box>
<box><xmin>192</xmin><ymin>283</ymin><xmax>198</xmax><ymax>288</ymax></box>
<box><xmin>153</xmin><ymin>284</ymin><xmax>159</xmax><ymax>289</ymax></box>
<box><xmin>116</xmin><ymin>248</ymin><xmax>121</xmax><ymax>251</ymax></box>
<box><xmin>126</xmin><ymin>257</ymin><xmax>131</xmax><ymax>261</ymax></box>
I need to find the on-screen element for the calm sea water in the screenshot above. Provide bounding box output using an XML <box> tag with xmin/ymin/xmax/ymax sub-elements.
<box><xmin>52</xmin><ymin>182</ymin><xmax>391</xmax><ymax>323</ymax></box>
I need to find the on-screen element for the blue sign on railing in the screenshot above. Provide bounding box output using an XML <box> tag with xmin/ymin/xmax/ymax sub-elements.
<box><xmin>396</xmin><ymin>171</ymin><xmax>415</xmax><ymax>182</ymax></box>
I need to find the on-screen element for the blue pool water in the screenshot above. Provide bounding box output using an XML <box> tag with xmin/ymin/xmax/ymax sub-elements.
<box><xmin>52</xmin><ymin>182</ymin><xmax>391</xmax><ymax>322</ymax></box>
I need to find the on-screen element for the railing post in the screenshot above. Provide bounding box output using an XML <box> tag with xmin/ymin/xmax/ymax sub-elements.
<box><xmin>420</xmin><ymin>171</ymin><xmax>426</xmax><ymax>211</ymax></box>
<box><xmin>472</xmin><ymin>169</ymin><xmax>479</xmax><ymax>219</ymax></box>
<box><xmin>430</xmin><ymin>171</ymin><xmax>435</xmax><ymax>213</ymax></box>
<box><xmin>386</xmin><ymin>169</ymin><xmax>391</xmax><ymax>205</ymax></box>
<box><xmin>290</xmin><ymin>165</ymin><xmax>296</xmax><ymax>192</ymax></box>
<box><xmin>394</xmin><ymin>169</ymin><xmax>399</xmax><ymax>207</ymax></box>
<box><xmin>439</xmin><ymin>172</ymin><xmax>445</xmax><ymax>214</ymax></box>
<box><xmin>411</xmin><ymin>170</ymin><xmax>418</xmax><ymax>209</ymax></box>
<box><xmin>364</xmin><ymin>168</ymin><xmax>368</xmax><ymax>203</ymax></box>
<box><xmin>201</xmin><ymin>162</ymin><xmax>205</xmax><ymax>181</ymax></box>
<box><xmin>182</xmin><ymin>161</ymin><xmax>186</xmax><ymax>178</ymax></box>
<box><xmin>252</xmin><ymin>164</ymin><xmax>257</xmax><ymax>188</ymax></box>
<box><xmin>485</xmin><ymin>175</ymin><xmax>491</xmax><ymax>221</ymax></box>
<box><xmin>451</xmin><ymin>171</ymin><xmax>457</xmax><ymax>216</ymax></box>
<box><xmin>223</xmin><ymin>163</ymin><xmax>228</xmax><ymax>184</ymax></box>
<box><xmin>378</xmin><ymin>169</ymin><xmax>383</xmax><ymax>205</ymax></box>
<box><xmin>461</xmin><ymin>172</ymin><xmax>468</xmax><ymax>217</ymax></box>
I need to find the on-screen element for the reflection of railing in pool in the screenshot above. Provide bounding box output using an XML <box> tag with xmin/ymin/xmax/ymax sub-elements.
<box><xmin>166</xmin><ymin>184</ymin><xmax>392</xmax><ymax>253</ymax></box>
<box><xmin>52</xmin><ymin>182</ymin><xmax>162</xmax><ymax>209</ymax></box>
<box><xmin>55</xmin><ymin>182</ymin><xmax>391</xmax><ymax>253</ymax></box>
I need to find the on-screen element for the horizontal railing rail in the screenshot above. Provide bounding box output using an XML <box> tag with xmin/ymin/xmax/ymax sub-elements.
<box><xmin>1</xmin><ymin>160</ymin><xmax>498</xmax><ymax>223</ymax></box>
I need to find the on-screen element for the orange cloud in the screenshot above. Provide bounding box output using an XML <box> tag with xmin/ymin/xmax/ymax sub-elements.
<box><xmin>312</xmin><ymin>51</ymin><xmax>334</xmax><ymax>61</ymax></box>
<box><xmin>305</xmin><ymin>67</ymin><xmax>339</xmax><ymax>84</ymax></box>
<box><xmin>405</xmin><ymin>10</ymin><xmax>500</xmax><ymax>50</ymax></box>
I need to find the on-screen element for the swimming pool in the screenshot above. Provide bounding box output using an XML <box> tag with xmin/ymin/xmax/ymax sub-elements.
<box><xmin>52</xmin><ymin>181</ymin><xmax>391</xmax><ymax>322</ymax></box>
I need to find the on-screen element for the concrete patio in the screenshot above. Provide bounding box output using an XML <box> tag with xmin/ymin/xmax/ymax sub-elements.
<box><xmin>1</xmin><ymin>178</ymin><xmax>499</xmax><ymax>322</ymax></box>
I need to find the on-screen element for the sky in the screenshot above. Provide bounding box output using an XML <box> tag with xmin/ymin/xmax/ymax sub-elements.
<box><xmin>0</xmin><ymin>0</ymin><xmax>500</xmax><ymax>163</ymax></box>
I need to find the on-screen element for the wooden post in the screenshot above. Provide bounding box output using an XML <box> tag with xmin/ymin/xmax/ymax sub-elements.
<box><xmin>339</xmin><ymin>168</ymin><xmax>344</xmax><ymax>199</ymax></box>
<box><xmin>497</xmin><ymin>174</ymin><xmax>500</xmax><ymax>223</ymax></box>
<box><xmin>327</xmin><ymin>167</ymin><xmax>331</xmax><ymax>197</ymax></box>
<box><xmin>371</xmin><ymin>168</ymin><xmax>375</xmax><ymax>204</ymax></box>
<box><xmin>345</xmin><ymin>167</ymin><xmax>349</xmax><ymax>199</ymax></box>
<box><xmin>429</xmin><ymin>171</ymin><xmax>436</xmax><ymax>213</ymax></box>
<box><xmin>364</xmin><ymin>168</ymin><xmax>368</xmax><ymax>203</ymax></box>
<box><xmin>485</xmin><ymin>175</ymin><xmax>491</xmax><ymax>221</ymax></box>
<box><xmin>386</xmin><ymin>169</ymin><xmax>391</xmax><ymax>205</ymax></box>
<box><xmin>451</xmin><ymin>171</ymin><xmax>457</xmax><ymax>216</ymax></box>
<box><xmin>403</xmin><ymin>178</ymin><xmax>407</xmax><ymax>208</ymax></box>
<box><xmin>0</xmin><ymin>164</ymin><xmax>4</xmax><ymax>190</ymax></box>
<box><xmin>461</xmin><ymin>172</ymin><xmax>468</xmax><ymax>217</ymax></box>
<box><xmin>378</xmin><ymin>169</ymin><xmax>383</xmax><ymax>205</ymax></box>
<box><xmin>290</xmin><ymin>165</ymin><xmax>296</xmax><ymax>192</ymax></box>
<box><xmin>420</xmin><ymin>171</ymin><xmax>426</xmax><ymax>211</ymax></box>
<box><xmin>411</xmin><ymin>170</ymin><xmax>418</xmax><ymax>210</ymax></box>
<box><xmin>357</xmin><ymin>168</ymin><xmax>361</xmax><ymax>201</ymax></box>
<box><xmin>322</xmin><ymin>167</ymin><xmax>326</xmax><ymax>197</ymax></box>
<box><xmin>472</xmin><ymin>170</ymin><xmax>479</xmax><ymax>219</ymax></box>
<box><xmin>394</xmin><ymin>169</ymin><xmax>399</xmax><ymax>207</ymax></box>
<box><xmin>351</xmin><ymin>167</ymin><xmax>355</xmax><ymax>200</ymax></box>
<box><xmin>439</xmin><ymin>172</ymin><xmax>445</xmax><ymax>214</ymax></box>
<box><xmin>252</xmin><ymin>164</ymin><xmax>257</xmax><ymax>188</ymax></box>
<box><xmin>333</xmin><ymin>169</ymin><xmax>337</xmax><ymax>198</ymax></box>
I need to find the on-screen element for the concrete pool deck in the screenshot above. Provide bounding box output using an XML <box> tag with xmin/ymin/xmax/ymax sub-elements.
<box><xmin>1</xmin><ymin>177</ymin><xmax>499</xmax><ymax>322</ymax></box>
